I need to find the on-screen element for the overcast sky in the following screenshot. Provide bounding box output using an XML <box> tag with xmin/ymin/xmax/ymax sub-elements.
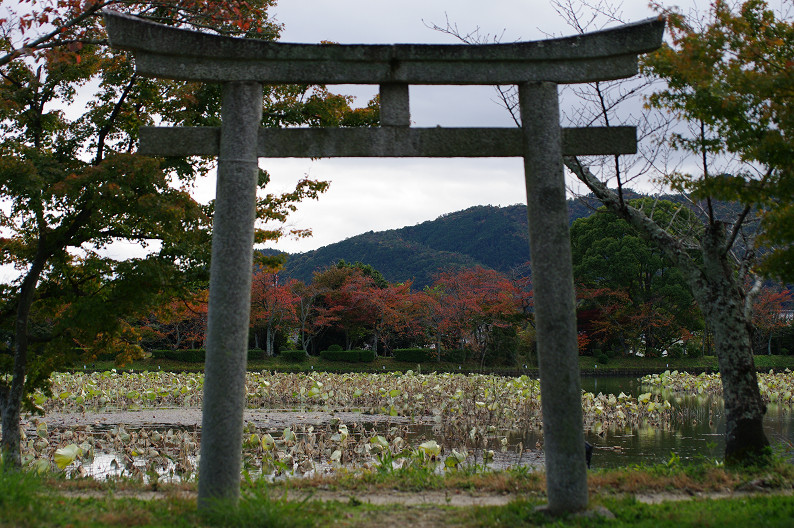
<box><xmin>241</xmin><ymin>0</ymin><xmax>668</xmax><ymax>254</ymax></box>
<box><xmin>0</xmin><ymin>0</ymin><xmax>689</xmax><ymax>278</ymax></box>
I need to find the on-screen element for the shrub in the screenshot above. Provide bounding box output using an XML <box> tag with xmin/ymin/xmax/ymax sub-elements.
<box><xmin>320</xmin><ymin>349</ymin><xmax>355</xmax><ymax>362</ymax></box>
<box><xmin>150</xmin><ymin>349</ymin><xmax>206</xmax><ymax>362</ymax></box>
<box><xmin>686</xmin><ymin>341</ymin><xmax>702</xmax><ymax>357</ymax></box>
<box><xmin>597</xmin><ymin>352</ymin><xmax>609</xmax><ymax>365</ymax></box>
<box><xmin>247</xmin><ymin>349</ymin><xmax>264</xmax><ymax>361</ymax></box>
<box><xmin>359</xmin><ymin>349</ymin><xmax>376</xmax><ymax>362</ymax></box>
<box><xmin>393</xmin><ymin>348</ymin><xmax>433</xmax><ymax>362</ymax></box>
<box><xmin>441</xmin><ymin>348</ymin><xmax>466</xmax><ymax>363</ymax></box>
<box><xmin>151</xmin><ymin>349</ymin><xmax>272</xmax><ymax>363</ymax></box>
<box><xmin>320</xmin><ymin>348</ymin><xmax>374</xmax><ymax>362</ymax></box>
<box><xmin>280</xmin><ymin>349</ymin><xmax>307</xmax><ymax>362</ymax></box>
<box><xmin>667</xmin><ymin>343</ymin><xmax>686</xmax><ymax>359</ymax></box>
<box><xmin>327</xmin><ymin>344</ymin><xmax>344</xmax><ymax>352</ymax></box>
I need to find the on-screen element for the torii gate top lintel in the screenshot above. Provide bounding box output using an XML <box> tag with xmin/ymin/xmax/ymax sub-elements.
<box><xmin>104</xmin><ymin>10</ymin><xmax>664</xmax><ymax>85</ymax></box>
<box><xmin>103</xmin><ymin>11</ymin><xmax>665</xmax><ymax>159</ymax></box>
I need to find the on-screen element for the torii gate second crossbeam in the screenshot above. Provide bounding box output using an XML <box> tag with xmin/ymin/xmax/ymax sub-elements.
<box><xmin>103</xmin><ymin>11</ymin><xmax>664</xmax><ymax>514</ymax></box>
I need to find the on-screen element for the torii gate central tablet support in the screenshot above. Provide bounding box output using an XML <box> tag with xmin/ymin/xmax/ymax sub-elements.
<box><xmin>104</xmin><ymin>11</ymin><xmax>664</xmax><ymax>514</ymax></box>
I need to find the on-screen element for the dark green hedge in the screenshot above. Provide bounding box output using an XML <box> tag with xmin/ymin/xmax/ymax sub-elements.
<box><xmin>151</xmin><ymin>349</ymin><xmax>205</xmax><ymax>362</ymax></box>
<box><xmin>393</xmin><ymin>348</ymin><xmax>466</xmax><ymax>363</ymax></box>
<box><xmin>441</xmin><ymin>349</ymin><xmax>467</xmax><ymax>363</ymax></box>
<box><xmin>393</xmin><ymin>348</ymin><xmax>433</xmax><ymax>362</ymax></box>
<box><xmin>319</xmin><ymin>349</ymin><xmax>375</xmax><ymax>362</ymax></box>
<box><xmin>150</xmin><ymin>349</ymin><xmax>266</xmax><ymax>363</ymax></box>
<box><xmin>247</xmin><ymin>349</ymin><xmax>264</xmax><ymax>361</ymax></box>
<box><xmin>358</xmin><ymin>349</ymin><xmax>376</xmax><ymax>362</ymax></box>
<box><xmin>280</xmin><ymin>349</ymin><xmax>308</xmax><ymax>362</ymax></box>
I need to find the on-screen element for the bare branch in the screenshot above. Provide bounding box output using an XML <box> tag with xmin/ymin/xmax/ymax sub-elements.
<box><xmin>724</xmin><ymin>205</ymin><xmax>753</xmax><ymax>256</ymax></box>
<box><xmin>565</xmin><ymin>155</ymin><xmax>702</xmax><ymax>277</ymax></box>
<box><xmin>95</xmin><ymin>73</ymin><xmax>138</xmax><ymax>165</ymax></box>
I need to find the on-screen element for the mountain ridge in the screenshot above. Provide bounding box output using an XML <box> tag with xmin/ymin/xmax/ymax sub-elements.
<box><xmin>262</xmin><ymin>190</ymin><xmax>748</xmax><ymax>288</ymax></box>
<box><xmin>270</xmin><ymin>194</ymin><xmax>611</xmax><ymax>288</ymax></box>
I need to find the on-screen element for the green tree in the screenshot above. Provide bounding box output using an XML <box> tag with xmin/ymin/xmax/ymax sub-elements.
<box><xmin>571</xmin><ymin>199</ymin><xmax>702</xmax><ymax>356</ymax></box>
<box><xmin>0</xmin><ymin>0</ymin><xmax>375</xmax><ymax>467</ymax></box>
<box><xmin>645</xmin><ymin>0</ymin><xmax>794</xmax><ymax>281</ymax></box>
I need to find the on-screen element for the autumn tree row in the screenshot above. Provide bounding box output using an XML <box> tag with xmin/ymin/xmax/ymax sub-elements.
<box><xmin>140</xmin><ymin>247</ymin><xmax>792</xmax><ymax>364</ymax></box>
<box><xmin>142</xmin><ymin>261</ymin><xmax>532</xmax><ymax>366</ymax></box>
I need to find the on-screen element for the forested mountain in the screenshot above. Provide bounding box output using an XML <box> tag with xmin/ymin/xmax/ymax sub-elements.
<box><xmin>273</xmin><ymin>194</ymin><xmax>612</xmax><ymax>288</ymax></box>
<box><xmin>268</xmin><ymin>190</ymin><xmax>744</xmax><ymax>288</ymax></box>
<box><xmin>279</xmin><ymin>231</ymin><xmax>483</xmax><ymax>288</ymax></box>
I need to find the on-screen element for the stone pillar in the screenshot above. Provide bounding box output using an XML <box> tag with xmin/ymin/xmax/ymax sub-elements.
<box><xmin>198</xmin><ymin>81</ymin><xmax>263</xmax><ymax>506</ymax></box>
<box><xmin>518</xmin><ymin>82</ymin><xmax>588</xmax><ymax>513</ymax></box>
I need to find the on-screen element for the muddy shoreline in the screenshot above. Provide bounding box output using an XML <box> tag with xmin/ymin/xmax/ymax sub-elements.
<box><xmin>23</xmin><ymin>407</ymin><xmax>435</xmax><ymax>432</ymax></box>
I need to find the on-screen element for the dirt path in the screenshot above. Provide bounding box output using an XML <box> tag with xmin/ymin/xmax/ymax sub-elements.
<box><xmin>59</xmin><ymin>487</ymin><xmax>793</xmax><ymax>506</ymax></box>
<box><xmin>60</xmin><ymin>488</ymin><xmax>519</xmax><ymax>506</ymax></box>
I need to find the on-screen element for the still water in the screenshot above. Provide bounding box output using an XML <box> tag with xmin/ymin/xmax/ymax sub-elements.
<box><xmin>574</xmin><ymin>376</ymin><xmax>794</xmax><ymax>468</ymax></box>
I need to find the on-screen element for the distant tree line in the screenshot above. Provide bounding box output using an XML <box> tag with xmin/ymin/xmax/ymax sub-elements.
<box><xmin>139</xmin><ymin>203</ymin><xmax>793</xmax><ymax>365</ymax></box>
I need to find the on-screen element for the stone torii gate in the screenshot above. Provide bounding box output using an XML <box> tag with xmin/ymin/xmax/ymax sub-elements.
<box><xmin>104</xmin><ymin>11</ymin><xmax>663</xmax><ymax>513</ymax></box>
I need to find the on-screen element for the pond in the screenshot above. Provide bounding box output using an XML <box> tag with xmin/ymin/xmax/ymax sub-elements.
<box><xmin>22</xmin><ymin>371</ymin><xmax>794</xmax><ymax>479</ymax></box>
<box><xmin>577</xmin><ymin>376</ymin><xmax>794</xmax><ymax>468</ymax></box>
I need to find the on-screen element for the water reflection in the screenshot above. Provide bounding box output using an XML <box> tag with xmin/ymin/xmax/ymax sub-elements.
<box><xmin>577</xmin><ymin>376</ymin><xmax>794</xmax><ymax>468</ymax></box>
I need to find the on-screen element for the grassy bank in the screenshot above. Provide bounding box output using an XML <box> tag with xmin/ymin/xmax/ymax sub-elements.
<box><xmin>3</xmin><ymin>458</ymin><xmax>793</xmax><ymax>527</ymax></box>
<box><xmin>77</xmin><ymin>354</ymin><xmax>794</xmax><ymax>376</ymax></box>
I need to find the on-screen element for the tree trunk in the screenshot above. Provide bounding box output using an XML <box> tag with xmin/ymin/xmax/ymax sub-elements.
<box><xmin>265</xmin><ymin>326</ymin><xmax>274</xmax><ymax>357</ymax></box>
<box><xmin>0</xmin><ymin>393</ymin><xmax>23</xmax><ymax>469</ymax></box>
<box><xmin>2</xmin><ymin>253</ymin><xmax>47</xmax><ymax>469</ymax></box>
<box><xmin>694</xmin><ymin>224</ymin><xmax>769</xmax><ymax>464</ymax></box>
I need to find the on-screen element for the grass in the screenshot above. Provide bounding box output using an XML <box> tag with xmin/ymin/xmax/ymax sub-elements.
<box><xmin>77</xmin><ymin>354</ymin><xmax>794</xmax><ymax>376</ymax></box>
<box><xmin>466</xmin><ymin>495</ymin><xmax>794</xmax><ymax>527</ymax></box>
<box><xmin>3</xmin><ymin>457</ymin><xmax>793</xmax><ymax>527</ymax></box>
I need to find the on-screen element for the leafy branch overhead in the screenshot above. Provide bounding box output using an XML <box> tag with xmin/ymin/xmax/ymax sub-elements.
<box><xmin>643</xmin><ymin>0</ymin><xmax>794</xmax><ymax>280</ymax></box>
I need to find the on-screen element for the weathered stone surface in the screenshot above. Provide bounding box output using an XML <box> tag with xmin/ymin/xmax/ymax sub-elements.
<box><xmin>104</xmin><ymin>10</ymin><xmax>664</xmax><ymax>85</ymax></box>
<box><xmin>197</xmin><ymin>81</ymin><xmax>263</xmax><ymax>506</ymax></box>
<box><xmin>520</xmin><ymin>82</ymin><xmax>588</xmax><ymax>513</ymax></box>
<box><xmin>138</xmin><ymin>126</ymin><xmax>638</xmax><ymax>158</ymax></box>
<box><xmin>379</xmin><ymin>84</ymin><xmax>411</xmax><ymax>127</ymax></box>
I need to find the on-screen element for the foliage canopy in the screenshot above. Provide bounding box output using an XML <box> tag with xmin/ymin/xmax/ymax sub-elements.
<box><xmin>644</xmin><ymin>0</ymin><xmax>794</xmax><ymax>280</ymax></box>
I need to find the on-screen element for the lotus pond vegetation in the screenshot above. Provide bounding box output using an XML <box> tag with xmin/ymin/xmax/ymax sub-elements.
<box><xmin>9</xmin><ymin>369</ymin><xmax>793</xmax><ymax>482</ymax></box>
